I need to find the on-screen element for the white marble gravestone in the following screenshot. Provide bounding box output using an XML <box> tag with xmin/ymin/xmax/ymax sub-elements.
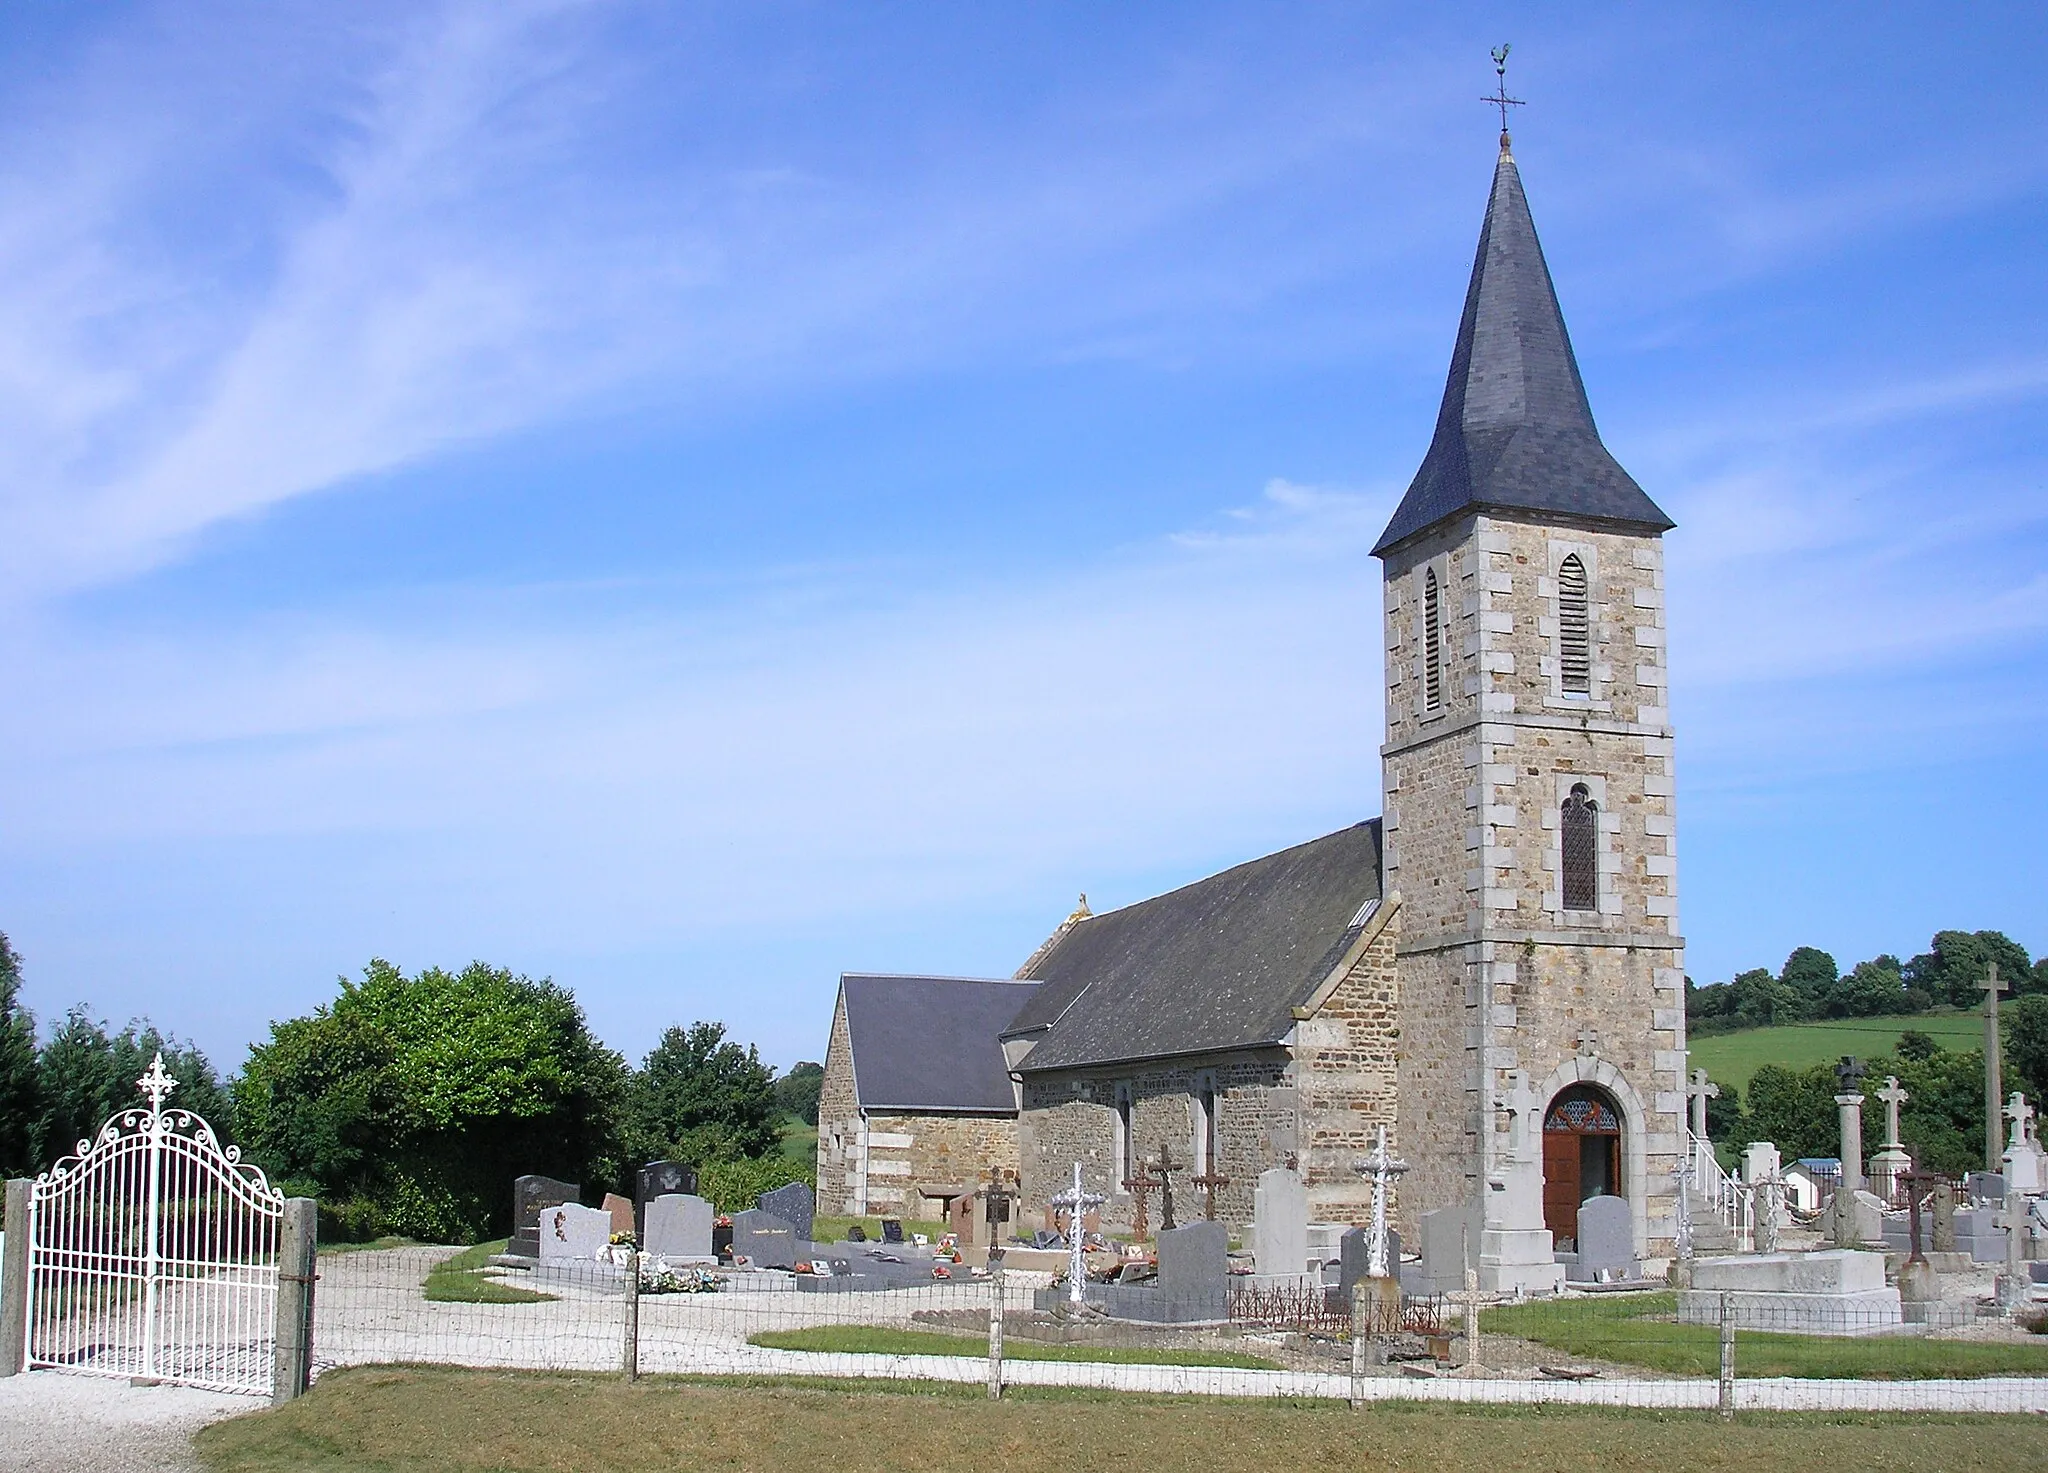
<box><xmin>1252</xmin><ymin>1167</ymin><xmax>1308</xmax><ymax>1277</ymax></box>
<box><xmin>643</xmin><ymin>1193</ymin><xmax>715</xmax><ymax>1262</ymax></box>
<box><xmin>538</xmin><ymin>1202</ymin><xmax>613</xmax><ymax>1263</ymax></box>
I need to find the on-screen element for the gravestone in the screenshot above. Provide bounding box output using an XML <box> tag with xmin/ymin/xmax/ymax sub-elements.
<box><xmin>1153</xmin><ymin>1219</ymin><xmax>1228</xmax><ymax>1312</ymax></box>
<box><xmin>758</xmin><ymin>1182</ymin><xmax>816</xmax><ymax>1243</ymax></box>
<box><xmin>1416</xmin><ymin>1203</ymin><xmax>1478</xmax><ymax>1296</ymax></box>
<box><xmin>1569</xmin><ymin>1194</ymin><xmax>1635</xmax><ymax>1282</ymax></box>
<box><xmin>510</xmin><ymin>1175</ymin><xmax>580</xmax><ymax>1259</ymax></box>
<box><xmin>635</xmin><ymin>1160</ymin><xmax>696</xmax><ymax>1237</ymax></box>
<box><xmin>1339</xmin><ymin>1225</ymin><xmax>1400</xmax><ymax>1298</ymax></box>
<box><xmin>602</xmin><ymin>1192</ymin><xmax>635</xmax><ymax>1240</ymax></box>
<box><xmin>1252</xmin><ymin>1167</ymin><xmax>1308</xmax><ymax>1277</ymax></box>
<box><xmin>1679</xmin><ymin>1249</ymin><xmax>1902</xmax><ymax>1331</ymax></box>
<box><xmin>538</xmin><ymin>1201</ymin><xmax>612</xmax><ymax>1263</ymax></box>
<box><xmin>1931</xmin><ymin>1181</ymin><xmax>1958</xmax><ymax>1254</ymax></box>
<box><xmin>1966</xmin><ymin>1171</ymin><xmax>2006</xmax><ymax>1205</ymax></box>
<box><xmin>945</xmin><ymin>1193</ymin><xmax>976</xmax><ymax>1246</ymax></box>
<box><xmin>731</xmin><ymin>1208</ymin><xmax>797</xmax><ymax>1269</ymax></box>
<box><xmin>1826</xmin><ymin>1187</ymin><xmax>1886</xmax><ymax>1248</ymax></box>
<box><xmin>880</xmin><ymin>1218</ymin><xmax>904</xmax><ymax>1244</ymax></box>
<box><xmin>643</xmin><ymin>1193</ymin><xmax>715</xmax><ymax>1262</ymax></box>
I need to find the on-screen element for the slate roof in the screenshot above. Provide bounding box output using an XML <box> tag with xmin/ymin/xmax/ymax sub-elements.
<box><xmin>840</xmin><ymin>974</ymin><xmax>1038</xmax><ymax>1113</ymax></box>
<box><xmin>1010</xmin><ymin>821</ymin><xmax>1383</xmax><ymax>1074</ymax></box>
<box><xmin>1374</xmin><ymin>140</ymin><xmax>1673</xmax><ymax>556</ymax></box>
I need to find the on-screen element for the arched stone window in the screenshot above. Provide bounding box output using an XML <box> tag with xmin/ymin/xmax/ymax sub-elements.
<box><xmin>1558</xmin><ymin>553</ymin><xmax>1590</xmax><ymax>694</ymax></box>
<box><xmin>1423</xmin><ymin>568</ymin><xmax>1443</xmax><ymax>712</ymax></box>
<box><xmin>1561</xmin><ymin>782</ymin><xmax>1599</xmax><ymax>911</ymax></box>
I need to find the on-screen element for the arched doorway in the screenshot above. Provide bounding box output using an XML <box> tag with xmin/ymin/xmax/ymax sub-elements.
<box><xmin>1542</xmin><ymin>1084</ymin><xmax>1623</xmax><ymax>1251</ymax></box>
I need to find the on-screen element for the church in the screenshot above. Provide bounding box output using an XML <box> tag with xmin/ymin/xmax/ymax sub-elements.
<box><xmin>816</xmin><ymin>129</ymin><xmax>1686</xmax><ymax>1292</ymax></box>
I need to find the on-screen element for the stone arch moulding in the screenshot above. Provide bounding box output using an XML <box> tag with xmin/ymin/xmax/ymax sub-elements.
<box><xmin>1528</xmin><ymin>1054</ymin><xmax>1650</xmax><ymax>1257</ymax></box>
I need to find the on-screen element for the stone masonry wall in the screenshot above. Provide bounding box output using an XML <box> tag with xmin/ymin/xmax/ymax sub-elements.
<box><xmin>861</xmin><ymin>1111</ymin><xmax>1020</xmax><ymax>1221</ymax></box>
<box><xmin>815</xmin><ymin>993</ymin><xmax>860</xmax><ymax>1214</ymax></box>
<box><xmin>1018</xmin><ymin>1051</ymin><xmax>1292</xmax><ymax>1236</ymax></box>
<box><xmin>1294</xmin><ymin>906</ymin><xmax>1402</xmax><ymax>1226</ymax></box>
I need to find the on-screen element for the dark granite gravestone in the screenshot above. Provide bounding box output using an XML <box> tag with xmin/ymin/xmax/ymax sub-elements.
<box><xmin>758</xmin><ymin>1182</ymin><xmax>816</xmax><ymax>1242</ymax></box>
<box><xmin>1337</xmin><ymin>1225</ymin><xmax>1399</xmax><ymax>1297</ymax></box>
<box><xmin>845</xmin><ymin>1224</ymin><xmax>867</xmax><ymax>1242</ymax></box>
<box><xmin>730</xmin><ymin>1208</ymin><xmax>797</xmax><ymax>1269</ymax></box>
<box><xmin>635</xmin><ymin>1160</ymin><xmax>697</xmax><ymax>1237</ymax></box>
<box><xmin>510</xmin><ymin>1175</ymin><xmax>581</xmax><ymax>1259</ymax></box>
<box><xmin>880</xmin><ymin>1218</ymin><xmax>904</xmax><ymax>1244</ymax></box>
<box><xmin>1154</xmin><ymin>1219</ymin><xmax>1228</xmax><ymax>1299</ymax></box>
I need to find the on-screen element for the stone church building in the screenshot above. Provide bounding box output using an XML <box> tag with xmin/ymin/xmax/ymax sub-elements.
<box><xmin>817</xmin><ymin>133</ymin><xmax>1686</xmax><ymax>1290</ymax></box>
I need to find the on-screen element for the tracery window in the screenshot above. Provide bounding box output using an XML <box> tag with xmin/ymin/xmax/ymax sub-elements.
<box><xmin>1558</xmin><ymin>553</ymin><xmax>1590</xmax><ymax>694</ymax></box>
<box><xmin>1562</xmin><ymin>782</ymin><xmax>1599</xmax><ymax>911</ymax></box>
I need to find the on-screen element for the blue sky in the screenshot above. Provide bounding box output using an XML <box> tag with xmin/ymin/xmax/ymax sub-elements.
<box><xmin>0</xmin><ymin>3</ymin><xmax>2042</xmax><ymax>1074</ymax></box>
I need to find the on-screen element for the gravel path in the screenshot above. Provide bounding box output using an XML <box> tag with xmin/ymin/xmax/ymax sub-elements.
<box><xmin>0</xmin><ymin>1371</ymin><xmax>250</xmax><ymax>1473</ymax></box>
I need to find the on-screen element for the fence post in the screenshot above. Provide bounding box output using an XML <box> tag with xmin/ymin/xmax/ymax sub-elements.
<box><xmin>270</xmin><ymin>1197</ymin><xmax>318</xmax><ymax>1405</ymax></box>
<box><xmin>623</xmin><ymin>1249</ymin><xmax>641</xmax><ymax>1381</ymax></box>
<box><xmin>1349</xmin><ymin>1282</ymin><xmax>1367</xmax><ymax>1408</ymax></box>
<box><xmin>987</xmin><ymin>1257</ymin><xmax>1004</xmax><ymax>1400</ymax></box>
<box><xmin>0</xmin><ymin>1180</ymin><xmax>30</xmax><ymax>1378</ymax></box>
<box><xmin>1716</xmin><ymin>1290</ymin><xmax>1735</xmax><ymax>1421</ymax></box>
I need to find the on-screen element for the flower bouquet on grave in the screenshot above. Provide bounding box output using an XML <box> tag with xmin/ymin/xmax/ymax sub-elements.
<box><xmin>640</xmin><ymin>1259</ymin><xmax>720</xmax><ymax>1295</ymax></box>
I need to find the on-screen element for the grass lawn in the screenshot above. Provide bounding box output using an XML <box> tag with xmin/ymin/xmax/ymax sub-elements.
<box><xmin>1689</xmin><ymin>1011</ymin><xmax>1984</xmax><ymax>1095</ymax></box>
<box><xmin>1483</xmin><ymin>1293</ymin><xmax>2048</xmax><ymax>1379</ymax></box>
<box><xmin>776</xmin><ymin>1116</ymin><xmax>817</xmax><ymax>1166</ymax></box>
<box><xmin>317</xmin><ymin>1235</ymin><xmax>419</xmax><ymax>1256</ymax></box>
<box><xmin>194</xmin><ymin>1365</ymin><xmax>2044</xmax><ymax>1473</ymax></box>
<box><xmin>748</xmin><ymin>1324</ymin><xmax>1279</xmax><ymax>1369</ymax></box>
<box><xmin>421</xmin><ymin>1239</ymin><xmax>557</xmax><ymax>1305</ymax></box>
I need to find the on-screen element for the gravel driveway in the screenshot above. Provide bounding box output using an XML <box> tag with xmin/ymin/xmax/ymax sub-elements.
<box><xmin>0</xmin><ymin>1371</ymin><xmax>250</xmax><ymax>1473</ymax></box>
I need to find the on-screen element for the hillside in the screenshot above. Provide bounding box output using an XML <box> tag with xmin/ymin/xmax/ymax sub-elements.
<box><xmin>1688</xmin><ymin>1010</ymin><xmax>1984</xmax><ymax>1094</ymax></box>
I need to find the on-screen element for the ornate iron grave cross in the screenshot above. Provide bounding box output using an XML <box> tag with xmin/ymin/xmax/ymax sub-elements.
<box><xmin>1835</xmin><ymin>1055</ymin><xmax>1867</xmax><ymax>1094</ymax></box>
<box><xmin>1354</xmin><ymin>1123</ymin><xmax>1410</xmax><ymax>1279</ymax></box>
<box><xmin>1484</xmin><ymin>44</ymin><xmax>1525</xmax><ymax>143</ymax></box>
<box><xmin>1122</xmin><ymin>1155</ymin><xmax>1161</xmax><ymax>1242</ymax></box>
<box><xmin>1190</xmin><ymin>1162</ymin><xmax>1231</xmax><ymax>1221</ymax></box>
<box><xmin>1154</xmin><ymin>1142</ymin><xmax>1180</xmax><ymax>1233</ymax></box>
<box><xmin>1051</xmin><ymin>1162</ymin><xmax>1106</xmax><ymax>1305</ymax></box>
<box><xmin>1896</xmin><ymin>1165</ymin><xmax>1941</xmax><ymax>1266</ymax></box>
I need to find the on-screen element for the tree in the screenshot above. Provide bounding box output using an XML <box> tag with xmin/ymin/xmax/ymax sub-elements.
<box><xmin>774</xmin><ymin>1061</ymin><xmax>825</xmax><ymax>1127</ymax></box>
<box><xmin>236</xmin><ymin>959</ymin><xmax>628</xmax><ymax>1242</ymax></box>
<box><xmin>1896</xmin><ymin>1029</ymin><xmax>1940</xmax><ymax>1063</ymax></box>
<box><xmin>1823</xmin><ymin>956</ymin><xmax>1910</xmax><ymax>1019</ymax></box>
<box><xmin>0</xmin><ymin>933</ymin><xmax>39</xmax><ymax>1176</ymax></box>
<box><xmin>1780</xmin><ymin>946</ymin><xmax>1839</xmax><ymax>1005</ymax></box>
<box><xmin>2007</xmin><ymin>994</ymin><xmax>2048</xmax><ymax>1110</ymax></box>
<box><xmin>34</xmin><ymin>1007</ymin><xmax>231</xmax><ymax>1167</ymax></box>
<box><xmin>624</xmin><ymin>1021</ymin><xmax>780</xmax><ymax>1167</ymax></box>
<box><xmin>1743</xmin><ymin>1063</ymin><xmax>1839</xmax><ymax>1161</ymax></box>
<box><xmin>1904</xmin><ymin>930</ymin><xmax>2034</xmax><ymax>1009</ymax></box>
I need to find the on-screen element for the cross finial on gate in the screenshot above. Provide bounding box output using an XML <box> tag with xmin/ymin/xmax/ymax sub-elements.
<box><xmin>138</xmin><ymin>1050</ymin><xmax>179</xmax><ymax>1110</ymax></box>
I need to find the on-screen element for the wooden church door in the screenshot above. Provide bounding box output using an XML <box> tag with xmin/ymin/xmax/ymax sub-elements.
<box><xmin>1542</xmin><ymin>1085</ymin><xmax>1622</xmax><ymax>1252</ymax></box>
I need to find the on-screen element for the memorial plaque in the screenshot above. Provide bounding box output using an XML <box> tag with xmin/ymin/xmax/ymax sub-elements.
<box><xmin>731</xmin><ymin>1208</ymin><xmax>797</xmax><ymax>1269</ymax></box>
<box><xmin>635</xmin><ymin>1160</ymin><xmax>697</xmax><ymax>1236</ymax></box>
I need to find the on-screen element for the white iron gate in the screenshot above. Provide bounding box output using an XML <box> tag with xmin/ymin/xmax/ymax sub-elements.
<box><xmin>25</xmin><ymin>1052</ymin><xmax>284</xmax><ymax>1395</ymax></box>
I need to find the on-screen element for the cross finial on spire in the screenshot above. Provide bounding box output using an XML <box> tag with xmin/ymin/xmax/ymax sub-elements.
<box><xmin>1485</xmin><ymin>44</ymin><xmax>1525</xmax><ymax>151</ymax></box>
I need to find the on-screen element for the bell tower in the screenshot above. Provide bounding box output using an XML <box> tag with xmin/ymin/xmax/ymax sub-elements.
<box><xmin>1376</xmin><ymin>130</ymin><xmax>1686</xmax><ymax>1288</ymax></box>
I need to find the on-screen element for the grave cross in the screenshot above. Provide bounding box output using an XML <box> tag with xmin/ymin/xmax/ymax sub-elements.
<box><xmin>1051</xmin><ymin>1162</ymin><xmax>1107</xmax><ymax>1306</ymax></box>
<box><xmin>1834</xmin><ymin>1056</ymin><xmax>1866</xmax><ymax>1093</ymax></box>
<box><xmin>1897</xmin><ymin>1166</ymin><xmax>1941</xmax><ymax>1266</ymax></box>
<box><xmin>1686</xmin><ymin>1068</ymin><xmax>1720</xmax><ymax>1141</ymax></box>
<box><xmin>1444</xmin><ymin>1266</ymin><xmax>1498</xmax><ymax>1372</ymax></box>
<box><xmin>1121</xmin><ymin>1156</ymin><xmax>1161</xmax><ymax>1243</ymax></box>
<box><xmin>2006</xmin><ymin>1091</ymin><xmax>2037</xmax><ymax>1153</ymax></box>
<box><xmin>1189</xmin><ymin>1164</ymin><xmax>1231</xmax><ymax>1221</ymax></box>
<box><xmin>1354</xmin><ymin>1124</ymin><xmax>1410</xmax><ymax>1279</ymax></box>
<box><xmin>1876</xmin><ymin>1076</ymin><xmax>1909</xmax><ymax>1148</ymax></box>
<box><xmin>1154</xmin><ymin>1143</ymin><xmax>1180</xmax><ymax>1233</ymax></box>
<box><xmin>1983</xmin><ymin>963</ymin><xmax>2010</xmax><ymax>1171</ymax></box>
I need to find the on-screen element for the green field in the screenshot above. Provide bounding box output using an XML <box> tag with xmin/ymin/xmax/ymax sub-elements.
<box><xmin>1689</xmin><ymin>1011</ymin><xmax>1985</xmax><ymax>1094</ymax></box>
<box><xmin>777</xmin><ymin>1116</ymin><xmax>817</xmax><ymax>1165</ymax></box>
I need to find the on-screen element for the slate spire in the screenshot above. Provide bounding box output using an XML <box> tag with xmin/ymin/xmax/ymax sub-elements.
<box><xmin>1373</xmin><ymin>137</ymin><xmax>1672</xmax><ymax>556</ymax></box>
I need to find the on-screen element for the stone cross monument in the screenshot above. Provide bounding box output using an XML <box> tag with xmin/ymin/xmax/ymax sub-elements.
<box><xmin>1686</xmin><ymin>1068</ymin><xmax>1719</xmax><ymax>1142</ymax></box>
<box><xmin>1833</xmin><ymin>1056</ymin><xmax>1867</xmax><ymax>1194</ymax></box>
<box><xmin>1870</xmin><ymin>1075</ymin><xmax>1911</xmax><ymax>1202</ymax></box>
<box><xmin>1982</xmin><ymin>963</ymin><xmax>2009</xmax><ymax>1172</ymax></box>
<box><xmin>2004</xmin><ymin>1092</ymin><xmax>2042</xmax><ymax>1195</ymax></box>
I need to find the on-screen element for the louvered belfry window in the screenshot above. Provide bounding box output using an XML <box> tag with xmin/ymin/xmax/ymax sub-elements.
<box><xmin>1562</xmin><ymin>782</ymin><xmax>1599</xmax><ymax>911</ymax></box>
<box><xmin>1558</xmin><ymin>553</ymin><xmax>1591</xmax><ymax>694</ymax></box>
<box><xmin>1423</xmin><ymin>568</ymin><xmax>1443</xmax><ymax>711</ymax></box>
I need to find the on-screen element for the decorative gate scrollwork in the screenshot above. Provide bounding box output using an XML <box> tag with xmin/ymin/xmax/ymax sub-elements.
<box><xmin>25</xmin><ymin>1052</ymin><xmax>284</xmax><ymax>1395</ymax></box>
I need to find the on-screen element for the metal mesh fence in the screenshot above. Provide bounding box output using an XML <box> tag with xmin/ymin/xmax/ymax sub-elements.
<box><xmin>303</xmin><ymin>1243</ymin><xmax>2048</xmax><ymax>1414</ymax></box>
